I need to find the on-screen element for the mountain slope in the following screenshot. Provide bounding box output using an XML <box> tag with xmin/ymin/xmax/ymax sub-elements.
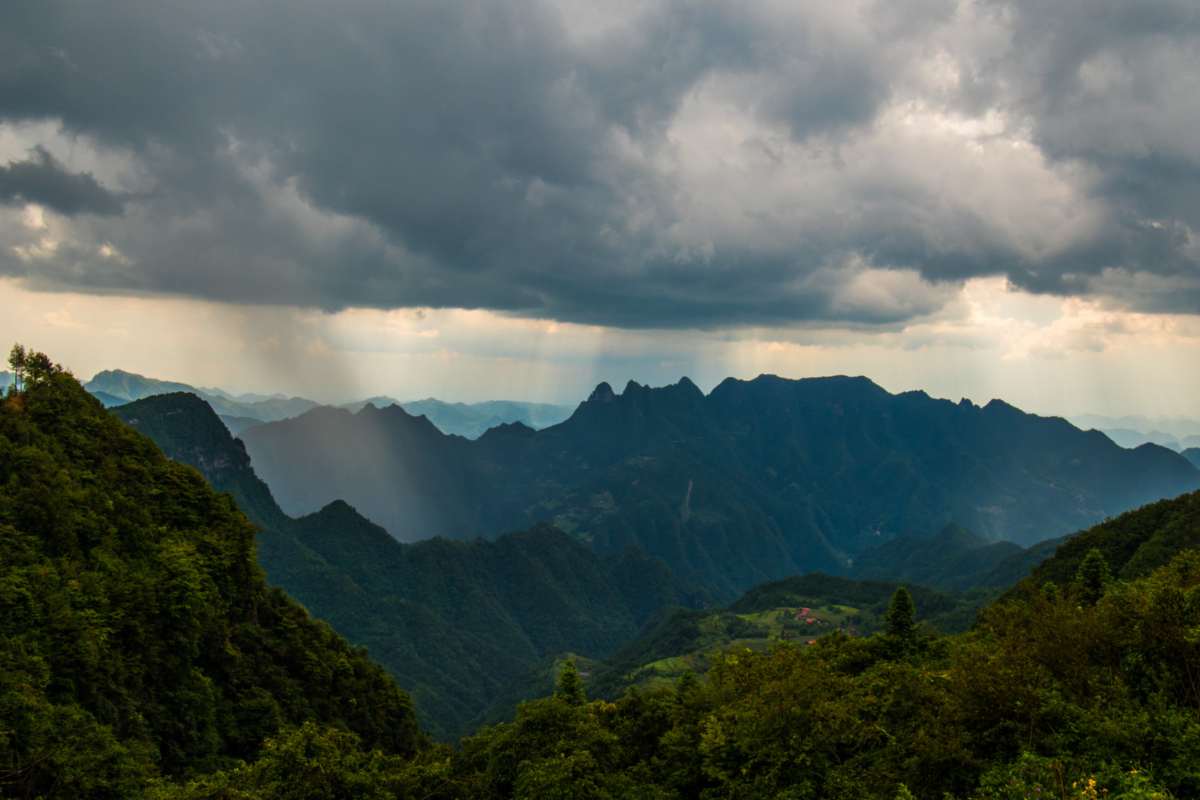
<box><xmin>113</xmin><ymin>392</ymin><xmax>704</xmax><ymax>738</ymax></box>
<box><xmin>849</xmin><ymin>524</ymin><xmax>1028</xmax><ymax>590</ymax></box>
<box><xmin>241</xmin><ymin>374</ymin><xmax>1200</xmax><ymax>596</ymax></box>
<box><xmin>1016</xmin><ymin>489</ymin><xmax>1200</xmax><ymax>590</ymax></box>
<box><xmin>1184</xmin><ymin>447</ymin><xmax>1200</xmax><ymax>469</ymax></box>
<box><xmin>0</xmin><ymin>355</ymin><xmax>422</xmax><ymax>798</ymax></box>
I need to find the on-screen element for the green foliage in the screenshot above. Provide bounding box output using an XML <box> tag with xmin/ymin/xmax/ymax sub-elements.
<box><xmin>147</xmin><ymin>723</ymin><xmax>430</xmax><ymax>800</ymax></box>
<box><xmin>1074</xmin><ymin>548</ymin><xmax>1112</xmax><ymax>606</ymax></box>
<box><xmin>0</xmin><ymin>350</ymin><xmax>422</xmax><ymax>798</ymax></box>
<box><xmin>885</xmin><ymin>586</ymin><xmax>917</xmax><ymax>642</ymax></box>
<box><xmin>972</xmin><ymin>753</ymin><xmax>1174</xmax><ymax>799</ymax></box>
<box><xmin>409</xmin><ymin>544</ymin><xmax>1200</xmax><ymax>799</ymax></box>
<box><xmin>1041</xmin><ymin>580</ymin><xmax>1061</xmax><ymax>603</ymax></box>
<box><xmin>555</xmin><ymin>658</ymin><xmax>586</xmax><ymax>706</ymax></box>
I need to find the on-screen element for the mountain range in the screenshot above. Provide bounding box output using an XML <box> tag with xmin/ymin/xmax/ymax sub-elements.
<box><xmin>241</xmin><ymin>374</ymin><xmax>1200</xmax><ymax>597</ymax></box>
<box><xmin>112</xmin><ymin>391</ymin><xmax>702</xmax><ymax>738</ymax></box>
<box><xmin>1069</xmin><ymin>412</ymin><xmax>1200</xmax><ymax>451</ymax></box>
<box><xmin>1071</xmin><ymin>412</ymin><xmax>1200</xmax><ymax>440</ymax></box>
<box><xmin>1096</xmin><ymin>427</ymin><xmax>1200</xmax><ymax>451</ymax></box>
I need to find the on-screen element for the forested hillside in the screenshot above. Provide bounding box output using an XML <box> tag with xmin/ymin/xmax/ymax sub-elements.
<box><xmin>0</xmin><ymin>351</ymin><xmax>423</xmax><ymax>798</ymax></box>
<box><xmin>114</xmin><ymin>392</ymin><xmax>705</xmax><ymax>738</ymax></box>
<box><xmin>178</xmin><ymin>499</ymin><xmax>1200</xmax><ymax>799</ymax></box>
<box><xmin>399</xmin><ymin>493</ymin><xmax>1200</xmax><ymax>798</ymax></box>
<box><xmin>243</xmin><ymin>375</ymin><xmax>1199</xmax><ymax>596</ymax></box>
<box><xmin>1014</xmin><ymin>489</ymin><xmax>1200</xmax><ymax>592</ymax></box>
<box><xmin>423</xmin><ymin>549</ymin><xmax>1200</xmax><ymax>799</ymax></box>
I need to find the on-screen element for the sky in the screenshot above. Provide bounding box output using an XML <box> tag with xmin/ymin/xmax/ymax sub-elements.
<box><xmin>1</xmin><ymin>0</ymin><xmax>1199</xmax><ymax>416</ymax></box>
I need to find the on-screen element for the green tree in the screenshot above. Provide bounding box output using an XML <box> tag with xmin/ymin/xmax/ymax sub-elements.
<box><xmin>885</xmin><ymin>586</ymin><xmax>917</xmax><ymax>643</ymax></box>
<box><xmin>1041</xmin><ymin>580</ymin><xmax>1060</xmax><ymax>603</ymax></box>
<box><xmin>1075</xmin><ymin>548</ymin><xmax>1112</xmax><ymax>606</ymax></box>
<box><xmin>8</xmin><ymin>343</ymin><xmax>26</xmax><ymax>391</ymax></box>
<box><xmin>555</xmin><ymin>658</ymin><xmax>586</xmax><ymax>706</ymax></box>
<box><xmin>8</xmin><ymin>343</ymin><xmax>59</xmax><ymax>388</ymax></box>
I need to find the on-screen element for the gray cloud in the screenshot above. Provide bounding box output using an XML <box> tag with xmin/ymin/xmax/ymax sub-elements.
<box><xmin>0</xmin><ymin>145</ymin><xmax>122</xmax><ymax>215</ymax></box>
<box><xmin>0</xmin><ymin>0</ymin><xmax>1197</xmax><ymax>327</ymax></box>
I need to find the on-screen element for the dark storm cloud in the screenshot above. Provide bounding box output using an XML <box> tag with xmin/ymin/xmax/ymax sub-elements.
<box><xmin>0</xmin><ymin>146</ymin><xmax>122</xmax><ymax>216</ymax></box>
<box><xmin>968</xmin><ymin>0</ymin><xmax>1200</xmax><ymax>307</ymax></box>
<box><xmin>0</xmin><ymin>0</ymin><xmax>1197</xmax><ymax>326</ymax></box>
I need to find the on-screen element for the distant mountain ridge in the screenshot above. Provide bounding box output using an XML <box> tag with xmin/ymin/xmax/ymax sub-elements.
<box><xmin>87</xmin><ymin>368</ymin><xmax>572</xmax><ymax>438</ymax></box>
<box><xmin>242</xmin><ymin>373</ymin><xmax>1200</xmax><ymax>597</ymax></box>
<box><xmin>1069</xmin><ymin>412</ymin><xmax>1200</xmax><ymax>451</ymax></box>
<box><xmin>87</xmin><ymin>369</ymin><xmax>319</xmax><ymax>421</ymax></box>
<box><xmin>112</xmin><ymin>391</ymin><xmax>702</xmax><ymax>738</ymax></box>
<box><xmin>342</xmin><ymin>396</ymin><xmax>572</xmax><ymax>438</ymax></box>
<box><xmin>1071</xmin><ymin>412</ymin><xmax>1200</xmax><ymax>441</ymax></box>
<box><xmin>1097</xmin><ymin>427</ymin><xmax>1200</xmax><ymax>451</ymax></box>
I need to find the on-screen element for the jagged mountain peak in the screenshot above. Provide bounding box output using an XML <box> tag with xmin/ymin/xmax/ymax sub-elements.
<box><xmin>588</xmin><ymin>381</ymin><xmax>616</xmax><ymax>402</ymax></box>
<box><xmin>239</xmin><ymin>368</ymin><xmax>1199</xmax><ymax>588</ymax></box>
